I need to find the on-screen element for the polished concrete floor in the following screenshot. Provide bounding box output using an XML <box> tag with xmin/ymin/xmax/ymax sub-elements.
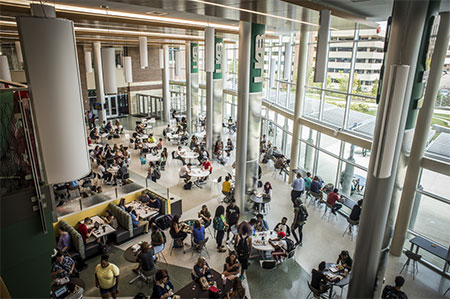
<box><xmin>79</xmin><ymin>116</ymin><xmax>448</xmax><ymax>298</ymax></box>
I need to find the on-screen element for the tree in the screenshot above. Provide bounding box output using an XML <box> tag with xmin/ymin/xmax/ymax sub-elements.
<box><xmin>371</xmin><ymin>79</ymin><xmax>379</xmax><ymax>97</ymax></box>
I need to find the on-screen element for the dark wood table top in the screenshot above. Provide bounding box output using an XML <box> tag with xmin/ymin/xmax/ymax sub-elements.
<box><xmin>410</xmin><ymin>236</ymin><xmax>450</xmax><ymax>261</ymax></box>
<box><xmin>175</xmin><ymin>268</ymin><xmax>233</xmax><ymax>298</ymax></box>
<box><xmin>124</xmin><ymin>245</ymin><xmax>140</xmax><ymax>263</ymax></box>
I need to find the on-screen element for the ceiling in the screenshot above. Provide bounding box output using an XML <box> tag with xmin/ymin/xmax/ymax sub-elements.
<box><xmin>0</xmin><ymin>0</ymin><xmax>399</xmax><ymax>47</ymax></box>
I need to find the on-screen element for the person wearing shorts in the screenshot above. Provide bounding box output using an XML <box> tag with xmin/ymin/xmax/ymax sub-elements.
<box><xmin>95</xmin><ymin>255</ymin><xmax>120</xmax><ymax>299</ymax></box>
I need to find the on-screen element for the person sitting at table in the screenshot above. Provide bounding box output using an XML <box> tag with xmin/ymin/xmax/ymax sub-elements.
<box><xmin>116</xmin><ymin>162</ymin><xmax>128</xmax><ymax>182</ymax></box>
<box><xmin>51</xmin><ymin>251</ymin><xmax>77</xmax><ymax>279</ymax></box>
<box><xmin>262</xmin><ymin>182</ymin><xmax>272</xmax><ymax>199</ymax></box>
<box><xmin>336</xmin><ymin>250</ymin><xmax>353</xmax><ymax>271</ymax></box>
<box><xmin>66</xmin><ymin>282</ymin><xmax>84</xmax><ymax>299</ymax></box>
<box><xmin>179</xmin><ymin>163</ymin><xmax>192</xmax><ymax>183</ymax></box>
<box><xmin>105</xmin><ymin>121</ymin><xmax>113</xmax><ymax>133</ymax></box>
<box><xmin>136</xmin><ymin>122</ymin><xmax>145</xmax><ymax>135</ymax></box>
<box><xmin>274</xmin><ymin>217</ymin><xmax>291</xmax><ymax>237</ymax></box>
<box><xmin>304</xmin><ymin>172</ymin><xmax>312</xmax><ymax>192</ymax></box>
<box><xmin>102</xmin><ymin>211</ymin><xmax>119</xmax><ymax>229</ymax></box>
<box><xmin>191</xmin><ymin>257</ymin><xmax>213</xmax><ymax>284</ymax></box>
<box><xmin>310</xmin><ymin>176</ymin><xmax>323</xmax><ymax>199</ymax></box>
<box><xmin>382</xmin><ymin>276</ymin><xmax>408</xmax><ymax>299</ymax></box>
<box><xmin>198</xmin><ymin>205</ymin><xmax>211</xmax><ymax>228</ymax></box>
<box><xmin>311</xmin><ymin>261</ymin><xmax>332</xmax><ymax>294</ymax></box>
<box><xmin>169</xmin><ymin>215</ymin><xmax>188</xmax><ymax>246</ymax></box>
<box><xmin>197</xmin><ymin>146</ymin><xmax>209</xmax><ymax>164</ymax></box>
<box><xmin>349</xmin><ymin>199</ymin><xmax>363</xmax><ymax>224</ymax></box>
<box><xmin>139</xmin><ymin>191</ymin><xmax>150</xmax><ymax>203</ymax></box>
<box><xmin>147</xmin><ymin>162</ymin><xmax>158</xmax><ymax>183</ymax></box>
<box><xmin>151</xmin><ymin>269</ymin><xmax>174</xmax><ymax>299</ymax></box>
<box><xmin>200</xmin><ymin>157</ymin><xmax>212</xmax><ymax>182</ymax></box>
<box><xmin>127</xmin><ymin>207</ymin><xmax>149</xmax><ymax>234</ymax></box>
<box><xmin>148</xmin><ymin>133</ymin><xmax>156</xmax><ymax>144</ymax></box>
<box><xmin>327</xmin><ymin>188</ymin><xmax>343</xmax><ymax>214</ymax></box>
<box><xmin>174</xmin><ymin>146</ymin><xmax>186</xmax><ymax>165</ymax></box>
<box><xmin>223</xmin><ymin>251</ymin><xmax>240</xmax><ymax>280</ymax></box>
<box><xmin>255</xmin><ymin>214</ymin><xmax>269</xmax><ymax>232</ymax></box>
<box><xmin>57</xmin><ymin>227</ymin><xmax>71</xmax><ymax>253</ymax></box>
<box><xmin>225</xmin><ymin>138</ymin><xmax>234</xmax><ymax>156</ymax></box>
<box><xmin>269</xmin><ymin>231</ymin><xmax>289</xmax><ymax>262</ymax></box>
<box><xmin>222</xmin><ymin>176</ymin><xmax>233</xmax><ymax>200</ymax></box>
<box><xmin>90</xmin><ymin>128</ymin><xmax>100</xmax><ymax>141</ymax></box>
<box><xmin>229</xmin><ymin>277</ymin><xmax>245</xmax><ymax>299</ymax></box>
<box><xmin>134</xmin><ymin>241</ymin><xmax>156</xmax><ymax>275</ymax></box>
<box><xmin>189</xmin><ymin>136</ymin><xmax>198</xmax><ymax>150</ymax></box>
<box><xmin>171</xmin><ymin>109</ymin><xmax>178</xmax><ymax>120</ymax></box>
<box><xmin>192</xmin><ymin>220</ymin><xmax>205</xmax><ymax>247</ymax></box>
<box><xmin>150</xmin><ymin>224</ymin><xmax>165</xmax><ymax>255</ymax></box>
<box><xmin>213</xmin><ymin>205</ymin><xmax>228</xmax><ymax>252</ymax></box>
<box><xmin>77</xmin><ymin>217</ymin><xmax>96</xmax><ymax>244</ymax></box>
<box><xmin>148</xmin><ymin>196</ymin><xmax>161</xmax><ymax>213</ymax></box>
<box><xmin>157</xmin><ymin>138</ymin><xmax>163</xmax><ymax>150</ymax></box>
<box><xmin>159</xmin><ymin>148</ymin><xmax>168</xmax><ymax>170</ymax></box>
<box><xmin>114</xmin><ymin>120</ymin><xmax>122</xmax><ymax>134</ymax></box>
<box><xmin>118</xmin><ymin>198</ymin><xmax>126</xmax><ymax>211</ymax></box>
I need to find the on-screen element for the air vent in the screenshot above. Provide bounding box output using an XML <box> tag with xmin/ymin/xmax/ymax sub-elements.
<box><xmin>145</xmin><ymin>11</ymin><xmax>168</xmax><ymax>16</ymax></box>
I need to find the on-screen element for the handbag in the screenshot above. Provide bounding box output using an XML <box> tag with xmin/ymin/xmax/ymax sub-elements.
<box><xmin>199</xmin><ymin>276</ymin><xmax>210</xmax><ymax>290</ymax></box>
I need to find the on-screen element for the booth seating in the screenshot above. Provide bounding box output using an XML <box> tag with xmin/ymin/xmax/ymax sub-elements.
<box><xmin>108</xmin><ymin>203</ymin><xmax>146</xmax><ymax>244</ymax></box>
<box><xmin>58</xmin><ymin>220</ymin><xmax>101</xmax><ymax>262</ymax></box>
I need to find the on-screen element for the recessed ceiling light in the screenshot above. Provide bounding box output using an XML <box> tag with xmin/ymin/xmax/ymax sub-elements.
<box><xmin>146</xmin><ymin>11</ymin><xmax>168</xmax><ymax>16</ymax></box>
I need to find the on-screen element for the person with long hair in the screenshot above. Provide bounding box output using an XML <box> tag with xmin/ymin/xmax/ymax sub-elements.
<box><xmin>151</xmin><ymin>269</ymin><xmax>174</xmax><ymax>299</ymax></box>
<box><xmin>213</xmin><ymin>205</ymin><xmax>228</xmax><ymax>252</ymax></box>
<box><xmin>229</xmin><ymin>277</ymin><xmax>246</xmax><ymax>299</ymax></box>
<box><xmin>222</xmin><ymin>251</ymin><xmax>240</xmax><ymax>279</ymax></box>
<box><xmin>169</xmin><ymin>215</ymin><xmax>188</xmax><ymax>246</ymax></box>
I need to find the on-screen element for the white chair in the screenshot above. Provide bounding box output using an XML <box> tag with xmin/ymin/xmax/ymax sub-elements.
<box><xmin>210</xmin><ymin>176</ymin><xmax>222</xmax><ymax>193</ymax></box>
<box><xmin>321</xmin><ymin>203</ymin><xmax>338</xmax><ymax>222</ymax></box>
<box><xmin>342</xmin><ymin>217</ymin><xmax>359</xmax><ymax>241</ymax></box>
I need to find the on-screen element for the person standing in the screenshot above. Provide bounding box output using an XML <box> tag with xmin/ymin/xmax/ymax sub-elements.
<box><xmin>213</xmin><ymin>205</ymin><xmax>228</xmax><ymax>252</ymax></box>
<box><xmin>382</xmin><ymin>276</ymin><xmax>408</xmax><ymax>299</ymax></box>
<box><xmin>226</xmin><ymin>199</ymin><xmax>240</xmax><ymax>241</ymax></box>
<box><xmin>290</xmin><ymin>173</ymin><xmax>305</xmax><ymax>206</ymax></box>
<box><xmin>234</xmin><ymin>224</ymin><xmax>252</xmax><ymax>281</ymax></box>
<box><xmin>291</xmin><ymin>198</ymin><xmax>308</xmax><ymax>246</ymax></box>
<box><xmin>95</xmin><ymin>255</ymin><xmax>120</xmax><ymax>299</ymax></box>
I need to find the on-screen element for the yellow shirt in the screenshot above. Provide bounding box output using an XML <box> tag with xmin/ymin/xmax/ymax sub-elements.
<box><xmin>96</xmin><ymin>263</ymin><xmax>120</xmax><ymax>289</ymax></box>
<box><xmin>222</xmin><ymin>181</ymin><xmax>232</xmax><ymax>193</ymax></box>
<box><xmin>148</xmin><ymin>137</ymin><xmax>156</xmax><ymax>143</ymax></box>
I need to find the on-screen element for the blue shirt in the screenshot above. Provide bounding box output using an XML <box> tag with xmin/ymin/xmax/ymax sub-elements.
<box><xmin>310</xmin><ymin>180</ymin><xmax>322</xmax><ymax>193</ymax></box>
<box><xmin>193</xmin><ymin>226</ymin><xmax>205</xmax><ymax>244</ymax></box>
<box><xmin>291</xmin><ymin>177</ymin><xmax>305</xmax><ymax>192</ymax></box>
<box><xmin>130</xmin><ymin>212</ymin><xmax>139</xmax><ymax>227</ymax></box>
<box><xmin>304</xmin><ymin>177</ymin><xmax>312</xmax><ymax>190</ymax></box>
<box><xmin>149</xmin><ymin>198</ymin><xmax>161</xmax><ymax>211</ymax></box>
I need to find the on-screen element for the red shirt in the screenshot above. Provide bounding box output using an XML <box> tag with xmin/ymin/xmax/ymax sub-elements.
<box><xmin>202</xmin><ymin>161</ymin><xmax>212</xmax><ymax>173</ymax></box>
<box><xmin>327</xmin><ymin>192</ymin><xmax>340</xmax><ymax>207</ymax></box>
<box><xmin>77</xmin><ymin>223</ymin><xmax>89</xmax><ymax>244</ymax></box>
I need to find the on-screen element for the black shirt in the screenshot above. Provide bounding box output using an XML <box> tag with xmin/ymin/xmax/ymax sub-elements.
<box><xmin>138</xmin><ymin>249</ymin><xmax>155</xmax><ymax>271</ymax></box>
<box><xmin>148</xmin><ymin>198</ymin><xmax>161</xmax><ymax>211</ymax></box>
<box><xmin>381</xmin><ymin>285</ymin><xmax>408</xmax><ymax>299</ymax></box>
<box><xmin>349</xmin><ymin>205</ymin><xmax>361</xmax><ymax>221</ymax></box>
<box><xmin>226</xmin><ymin>205</ymin><xmax>240</xmax><ymax>224</ymax></box>
<box><xmin>311</xmin><ymin>269</ymin><xmax>327</xmax><ymax>290</ymax></box>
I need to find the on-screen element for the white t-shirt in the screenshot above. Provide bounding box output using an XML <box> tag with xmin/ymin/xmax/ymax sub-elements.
<box><xmin>179</xmin><ymin>165</ymin><xmax>189</xmax><ymax>177</ymax></box>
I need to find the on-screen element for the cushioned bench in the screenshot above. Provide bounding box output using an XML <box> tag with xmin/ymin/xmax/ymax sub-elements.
<box><xmin>108</xmin><ymin>203</ymin><xmax>146</xmax><ymax>244</ymax></box>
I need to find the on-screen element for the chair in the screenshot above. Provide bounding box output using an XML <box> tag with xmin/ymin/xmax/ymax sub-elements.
<box><xmin>170</xmin><ymin>237</ymin><xmax>186</xmax><ymax>255</ymax></box>
<box><xmin>210</xmin><ymin>176</ymin><xmax>222</xmax><ymax>193</ymax></box>
<box><xmin>259</xmin><ymin>259</ymin><xmax>277</xmax><ymax>270</ymax></box>
<box><xmin>129</xmin><ymin>267</ymin><xmax>157</xmax><ymax>285</ymax></box>
<box><xmin>308</xmin><ymin>192</ymin><xmax>321</xmax><ymax>209</ymax></box>
<box><xmin>400</xmin><ymin>250</ymin><xmax>422</xmax><ymax>280</ymax></box>
<box><xmin>444</xmin><ymin>286</ymin><xmax>450</xmax><ymax>296</ymax></box>
<box><xmin>306</xmin><ymin>281</ymin><xmax>328</xmax><ymax>299</ymax></box>
<box><xmin>155</xmin><ymin>243</ymin><xmax>168</xmax><ymax>264</ymax></box>
<box><xmin>192</xmin><ymin>237</ymin><xmax>210</xmax><ymax>259</ymax></box>
<box><xmin>342</xmin><ymin>217</ymin><xmax>359</xmax><ymax>241</ymax></box>
<box><xmin>321</xmin><ymin>203</ymin><xmax>338</xmax><ymax>222</ymax></box>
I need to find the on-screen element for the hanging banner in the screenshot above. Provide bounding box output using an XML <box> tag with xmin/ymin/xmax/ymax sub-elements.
<box><xmin>190</xmin><ymin>42</ymin><xmax>200</xmax><ymax>132</ymax></box>
<box><xmin>213</xmin><ymin>37</ymin><xmax>224</xmax><ymax>142</ymax></box>
<box><xmin>246</xmin><ymin>23</ymin><xmax>265</xmax><ymax>191</ymax></box>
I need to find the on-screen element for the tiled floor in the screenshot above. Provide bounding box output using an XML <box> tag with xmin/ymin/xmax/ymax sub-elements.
<box><xmin>80</xmin><ymin>117</ymin><xmax>448</xmax><ymax>298</ymax></box>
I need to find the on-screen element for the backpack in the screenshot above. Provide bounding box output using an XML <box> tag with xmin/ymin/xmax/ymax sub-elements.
<box><xmin>298</xmin><ymin>205</ymin><xmax>308</xmax><ymax>222</ymax></box>
<box><xmin>213</xmin><ymin>216</ymin><xmax>225</xmax><ymax>231</ymax></box>
<box><xmin>183</xmin><ymin>181</ymin><xmax>192</xmax><ymax>190</ymax></box>
<box><xmin>383</xmin><ymin>286</ymin><xmax>407</xmax><ymax>299</ymax></box>
<box><xmin>285</xmin><ymin>238</ymin><xmax>296</xmax><ymax>252</ymax></box>
<box><xmin>236</xmin><ymin>235</ymin><xmax>250</xmax><ymax>257</ymax></box>
<box><xmin>153</xmin><ymin>169</ymin><xmax>161</xmax><ymax>180</ymax></box>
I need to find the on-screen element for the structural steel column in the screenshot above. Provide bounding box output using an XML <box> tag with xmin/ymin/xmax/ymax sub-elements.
<box><xmin>162</xmin><ymin>45</ymin><xmax>170</xmax><ymax>122</ymax></box>
<box><xmin>348</xmin><ymin>1</ymin><xmax>430</xmax><ymax>298</ymax></box>
<box><xmin>391</xmin><ymin>12</ymin><xmax>450</xmax><ymax>256</ymax></box>
<box><xmin>185</xmin><ymin>42</ymin><xmax>192</xmax><ymax>134</ymax></box>
<box><xmin>92</xmin><ymin>41</ymin><xmax>107</xmax><ymax>123</ymax></box>
<box><xmin>235</xmin><ymin>21</ymin><xmax>251</xmax><ymax>211</ymax></box>
<box><xmin>289</xmin><ymin>19</ymin><xmax>309</xmax><ymax>183</ymax></box>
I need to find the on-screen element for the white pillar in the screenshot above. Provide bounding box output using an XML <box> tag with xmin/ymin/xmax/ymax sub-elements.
<box><xmin>162</xmin><ymin>45</ymin><xmax>170</xmax><ymax>121</ymax></box>
<box><xmin>93</xmin><ymin>41</ymin><xmax>107</xmax><ymax>123</ymax></box>
<box><xmin>205</xmin><ymin>27</ymin><xmax>215</xmax><ymax>155</ymax></box>
<box><xmin>0</xmin><ymin>56</ymin><xmax>11</xmax><ymax>81</ymax></box>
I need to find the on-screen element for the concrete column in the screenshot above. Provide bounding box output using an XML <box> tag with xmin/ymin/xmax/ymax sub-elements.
<box><xmin>185</xmin><ymin>42</ymin><xmax>192</xmax><ymax>134</ymax></box>
<box><xmin>162</xmin><ymin>45</ymin><xmax>170</xmax><ymax>122</ymax></box>
<box><xmin>205</xmin><ymin>27</ymin><xmax>215</xmax><ymax>155</ymax></box>
<box><xmin>235</xmin><ymin>21</ymin><xmax>251</xmax><ymax>211</ymax></box>
<box><xmin>391</xmin><ymin>12</ymin><xmax>450</xmax><ymax>256</ymax></box>
<box><xmin>305</xmin><ymin>129</ymin><xmax>314</xmax><ymax>171</ymax></box>
<box><xmin>348</xmin><ymin>1</ymin><xmax>433</xmax><ymax>298</ymax></box>
<box><xmin>289</xmin><ymin>18</ymin><xmax>309</xmax><ymax>183</ymax></box>
<box><xmin>92</xmin><ymin>41</ymin><xmax>107</xmax><ymax>123</ymax></box>
<box><xmin>341</xmin><ymin>145</ymin><xmax>355</xmax><ymax>196</ymax></box>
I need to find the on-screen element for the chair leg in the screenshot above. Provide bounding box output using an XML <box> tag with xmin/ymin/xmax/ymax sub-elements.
<box><xmin>321</xmin><ymin>208</ymin><xmax>328</xmax><ymax>219</ymax></box>
<box><xmin>158</xmin><ymin>251</ymin><xmax>168</xmax><ymax>264</ymax></box>
<box><xmin>306</xmin><ymin>291</ymin><xmax>312</xmax><ymax>299</ymax></box>
<box><xmin>342</xmin><ymin>224</ymin><xmax>349</xmax><ymax>237</ymax></box>
<box><xmin>399</xmin><ymin>258</ymin><xmax>410</xmax><ymax>275</ymax></box>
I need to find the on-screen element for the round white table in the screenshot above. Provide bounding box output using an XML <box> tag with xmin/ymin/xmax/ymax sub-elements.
<box><xmin>146</xmin><ymin>154</ymin><xmax>160</xmax><ymax>162</ymax></box>
<box><xmin>252</xmin><ymin>231</ymin><xmax>280</xmax><ymax>252</ymax></box>
<box><xmin>189</xmin><ymin>168</ymin><xmax>210</xmax><ymax>189</ymax></box>
<box><xmin>137</xmin><ymin>134</ymin><xmax>149</xmax><ymax>141</ymax></box>
<box><xmin>181</xmin><ymin>151</ymin><xmax>199</xmax><ymax>164</ymax></box>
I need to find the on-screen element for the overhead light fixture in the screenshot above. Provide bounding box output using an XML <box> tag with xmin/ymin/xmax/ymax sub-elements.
<box><xmin>145</xmin><ymin>11</ymin><xmax>168</xmax><ymax>16</ymax></box>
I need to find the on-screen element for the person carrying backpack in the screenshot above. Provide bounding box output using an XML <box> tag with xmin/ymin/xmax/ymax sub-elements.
<box><xmin>291</xmin><ymin>197</ymin><xmax>308</xmax><ymax>246</ymax></box>
<box><xmin>234</xmin><ymin>224</ymin><xmax>252</xmax><ymax>280</ymax></box>
<box><xmin>213</xmin><ymin>205</ymin><xmax>228</xmax><ymax>252</ymax></box>
<box><xmin>382</xmin><ymin>276</ymin><xmax>408</xmax><ymax>299</ymax></box>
